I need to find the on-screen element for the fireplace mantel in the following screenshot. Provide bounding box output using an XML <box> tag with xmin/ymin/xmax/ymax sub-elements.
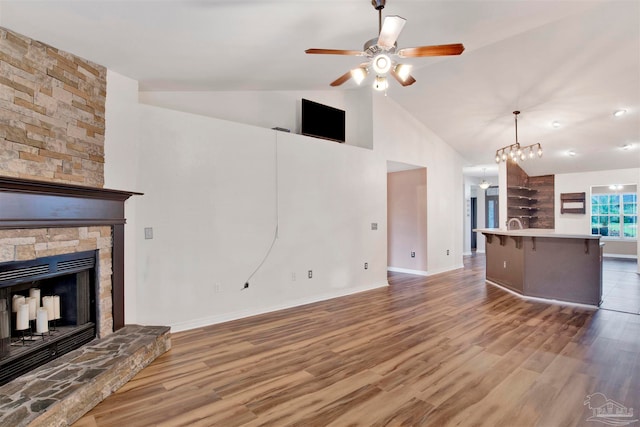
<box><xmin>0</xmin><ymin>176</ymin><xmax>142</xmax><ymax>330</ymax></box>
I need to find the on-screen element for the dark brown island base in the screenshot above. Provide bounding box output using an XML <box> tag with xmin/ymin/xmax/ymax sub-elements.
<box><xmin>475</xmin><ymin>228</ymin><xmax>603</xmax><ymax>306</ymax></box>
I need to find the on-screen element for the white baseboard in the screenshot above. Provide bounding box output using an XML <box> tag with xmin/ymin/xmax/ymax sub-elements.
<box><xmin>603</xmin><ymin>254</ymin><xmax>637</xmax><ymax>260</ymax></box>
<box><xmin>485</xmin><ymin>280</ymin><xmax>599</xmax><ymax>310</ymax></box>
<box><xmin>426</xmin><ymin>264</ymin><xmax>465</xmax><ymax>276</ymax></box>
<box><xmin>387</xmin><ymin>267</ymin><xmax>428</xmax><ymax>276</ymax></box>
<box><xmin>387</xmin><ymin>264</ymin><xmax>465</xmax><ymax>277</ymax></box>
<box><xmin>169</xmin><ymin>281</ymin><xmax>389</xmax><ymax>333</ymax></box>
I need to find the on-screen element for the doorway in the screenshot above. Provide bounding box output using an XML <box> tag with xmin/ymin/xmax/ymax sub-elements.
<box><xmin>485</xmin><ymin>186</ymin><xmax>499</xmax><ymax>228</ymax></box>
<box><xmin>387</xmin><ymin>161</ymin><xmax>427</xmax><ymax>275</ymax></box>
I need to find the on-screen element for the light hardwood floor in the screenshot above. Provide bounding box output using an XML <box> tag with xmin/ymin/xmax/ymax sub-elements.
<box><xmin>75</xmin><ymin>255</ymin><xmax>640</xmax><ymax>426</ymax></box>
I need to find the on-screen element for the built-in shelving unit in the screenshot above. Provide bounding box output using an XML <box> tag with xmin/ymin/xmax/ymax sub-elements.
<box><xmin>507</xmin><ymin>186</ymin><xmax>539</xmax><ymax>222</ymax></box>
<box><xmin>506</xmin><ymin>162</ymin><xmax>555</xmax><ymax>229</ymax></box>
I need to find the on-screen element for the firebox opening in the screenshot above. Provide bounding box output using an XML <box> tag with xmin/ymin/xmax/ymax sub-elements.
<box><xmin>0</xmin><ymin>250</ymin><xmax>99</xmax><ymax>385</ymax></box>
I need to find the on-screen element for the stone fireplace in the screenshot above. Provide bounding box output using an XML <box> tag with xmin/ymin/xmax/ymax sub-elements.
<box><xmin>0</xmin><ymin>175</ymin><xmax>139</xmax><ymax>383</ymax></box>
<box><xmin>0</xmin><ymin>27</ymin><xmax>170</xmax><ymax>425</ymax></box>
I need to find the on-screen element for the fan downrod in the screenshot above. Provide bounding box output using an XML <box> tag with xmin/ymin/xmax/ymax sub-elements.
<box><xmin>371</xmin><ymin>0</ymin><xmax>386</xmax><ymax>33</ymax></box>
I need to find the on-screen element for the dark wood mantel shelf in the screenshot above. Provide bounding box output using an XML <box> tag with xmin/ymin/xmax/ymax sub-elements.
<box><xmin>0</xmin><ymin>176</ymin><xmax>142</xmax><ymax>330</ymax></box>
<box><xmin>0</xmin><ymin>176</ymin><xmax>142</xmax><ymax>229</ymax></box>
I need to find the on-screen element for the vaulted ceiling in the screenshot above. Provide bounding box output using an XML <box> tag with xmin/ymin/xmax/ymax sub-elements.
<box><xmin>1</xmin><ymin>0</ymin><xmax>638</xmax><ymax>178</ymax></box>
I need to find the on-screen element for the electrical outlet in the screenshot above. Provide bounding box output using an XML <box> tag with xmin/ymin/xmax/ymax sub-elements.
<box><xmin>364</xmin><ymin>262</ymin><xmax>368</xmax><ymax>270</ymax></box>
<box><xmin>371</xmin><ymin>223</ymin><xmax>378</xmax><ymax>230</ymax></box>
<box><xmin>291</xmin><ymin>272</ymin><xmax>296</xmax><ymax>281</ymax></box>
<box><xmin>411</xmin><ymin>251</ymin><xmax>415</xmax><ymax>258</ymax></box>
<box><xmin>446</xmin><ymin>249</ymin><xmax>450</xmax><ymax>256</ymax></box>
<box><xmin>308</xmin><ymin>270</ymin><xmax>313</xmax><ymax>279</ymax></box>
<box><xmin>213</xmin><ymin>283</ymin><xmax>220</xmax><ymax>293</ymax></box>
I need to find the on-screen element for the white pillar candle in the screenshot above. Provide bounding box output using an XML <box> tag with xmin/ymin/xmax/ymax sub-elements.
<box><xmin>36</xmin><ymin>307</ymin><xmax>48</xmax><ymax>333</ymax></box>
<box><xmin>12</xmin><ymin>295</ymin><xmax>25</xmax><ymax>313</ymax></box>
<box><xmin>42</xmin><ymin>296</ymin><xmax>54</xmax><ymax>320</ymax></box>
<box><xmin>27</xmin><ymin>297</ymin><xmax>37</xmax><ymax>320</ymax></box>
<box><xmin>16</xmin><ymin>303</ymin><xmax>29</xmax><ymax>330</ymax></box>
<box><xmin>29</xmin><ymin>288</ymin><xmax>41</xmax><ymax>307</ymax></box>
<box><xmin>53</xmin><ymin>295</ymin><xmax>61</xmax><ymax>320</ymax></box>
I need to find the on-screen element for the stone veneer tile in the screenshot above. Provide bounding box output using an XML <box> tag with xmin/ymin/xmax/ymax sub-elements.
<box><xmin>0</xmin><ymin>325</ymin><xmax>171</xmax><ymax>427</ymax></box>
<box><xmin>0</xmin><ymin>26</ymin><xmax>106</xmax><ymax>187</ymax></box>
<box><xmin>0</xmin><ymin>226</ymin><xmax>114</xmax><ymax>339</ymax></box>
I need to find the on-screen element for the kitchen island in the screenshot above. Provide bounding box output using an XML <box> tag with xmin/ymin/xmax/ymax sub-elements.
<box><xmin>475</xmin><ymin>228</ymin><xmax>603</xmax><ymax>306</ymax></box>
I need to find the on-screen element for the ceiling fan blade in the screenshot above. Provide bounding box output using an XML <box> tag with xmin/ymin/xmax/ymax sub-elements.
<box><xmin>377</xmin><ymin>15</ymin><xmax>406</xmax><ymax>49</ymax></box>
<box><xmin>397</xmin><ymin>43</ymin><xmax>465</xmax><ymax>58</ymax></box>
<box><xmin>390</xmin><ymin>69</ymin><xmax>416</xmax><ymax>86</ymax></box>
<box><xmin>330</xmin><ymin>71</ymin><xmax>353</xmax><ymax>87</ymax></box>
<box><xmin>305</xmin><ymin>48</ymin><xmax>365</xmax><ymax>56</ymax></box>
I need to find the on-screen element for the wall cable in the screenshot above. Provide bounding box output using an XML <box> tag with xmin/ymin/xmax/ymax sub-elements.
<box><xmin>242</xmin><ymin>131</ymin><xmax>279</xmax><ymax>288</ymax></box>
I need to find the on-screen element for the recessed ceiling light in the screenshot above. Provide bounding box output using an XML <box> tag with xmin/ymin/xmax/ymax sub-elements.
<box><xmin>552</xmin><ymin>121</ymin><xmax>560</xmax><ymax>128</ymax></box>
<box><xmin>622</xmin><ymin>143</ymin><xmax>634</xmax><ymax>150</ymax></box>
<box><xmin>613</xmin><ymin>109</ymin><xmax>627</xmax><ymax>117</ymax></box>
<box><xmin>568</xmin><ymin>150</ymin><xmax>576</xmax><ymax>156</ymax></box>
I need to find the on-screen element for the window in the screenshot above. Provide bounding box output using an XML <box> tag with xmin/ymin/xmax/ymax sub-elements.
<box><xmin>591</xmin><ymin>193</ymin><xmax>637</xmax><ymax>238</ymax></box>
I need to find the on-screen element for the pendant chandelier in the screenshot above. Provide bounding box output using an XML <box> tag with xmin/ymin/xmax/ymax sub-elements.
<box><xmin>478</xmin><ymin>168</ymin><xmax>490</xmax><ymax>190</ymax></box>
<box><xmin>495</xmin><ymin>111</ymin><xmax>543</xmax><ymax>163</ymax></box>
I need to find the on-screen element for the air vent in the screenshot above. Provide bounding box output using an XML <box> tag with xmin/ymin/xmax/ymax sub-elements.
<box><xmin>0</xmin><ymin>250</ymin><xmax>97</xmax><ymax>287</ymax></box>
<box><xmin>0</xmin><ymin>265</ymin><xmax>50</xmax><ymax>283</ymax></box>
<box><xmin>58</xmin><ymin>258</ymin><xmax>94</xmax><ymax>273</ymax></box>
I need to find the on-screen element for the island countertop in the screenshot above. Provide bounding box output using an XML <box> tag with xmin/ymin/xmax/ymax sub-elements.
<box><xmin>476</xmin><ymin>227</ymin><xmax>603</xmax><ymax>306</ymax></box>
<box><xmin>474</xmin><ymin>228</ymin><xmax>601</xmax><ymax>240</ymax></box>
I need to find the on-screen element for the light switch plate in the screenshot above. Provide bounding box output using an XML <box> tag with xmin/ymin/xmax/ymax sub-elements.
<box><xmin>144</xmin><ymin>227</ymin><xmax>153</xmax><ymax>239</ymax></box>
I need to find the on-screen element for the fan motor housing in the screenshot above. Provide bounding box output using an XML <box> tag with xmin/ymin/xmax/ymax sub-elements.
<box><xmin>364</xmin><ymin>37</ymin><xmax>396</xmax><ymax>55</ymax></box>
<box><xmin>371</xmin><ymin>0</ymin><xmax>386</xmax><ymax>10</ymax></box>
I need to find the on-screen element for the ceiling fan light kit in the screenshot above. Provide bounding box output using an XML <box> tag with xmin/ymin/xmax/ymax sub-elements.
<box><xmin>350</xmin><ymin>67</ymin><xmax>368</xmax><ymax>85</ymax></box>
<box><xmin>394</xmin><ymin>63</ymin><xmax>412</xmax><ymax>81</ymax></box>
<box><xmin>495</xmin><ymin>111</ymin><xmax>543</xmax><ymax>164</ymax></box>
<box><xmin>305</xmin><ymin>0</ymin><xmax>464</xmax><ymax>91</ymax></box>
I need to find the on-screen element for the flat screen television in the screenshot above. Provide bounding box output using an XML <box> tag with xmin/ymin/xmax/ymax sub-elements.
<box><xmin>301</xmin><ymin>98</ymin><xmax>346</xmax><ymax>143</ymax></box>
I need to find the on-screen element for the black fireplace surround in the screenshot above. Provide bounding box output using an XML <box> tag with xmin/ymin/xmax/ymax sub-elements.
<box><xmin>0</xmin><ymin>250</ymin><xmax>98</xmax><ymax>385</ymax></box>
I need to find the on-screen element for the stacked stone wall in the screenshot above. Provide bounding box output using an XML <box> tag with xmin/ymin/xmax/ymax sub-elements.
<box><xmin>0</xmin><ymin>27</ymin><xmax>107</xmax><ymax>187</ymax></box>
<box><xmin>0</xmin><ymin>226</ymin><xmax>113</xmax><ymax>337</ymax></box>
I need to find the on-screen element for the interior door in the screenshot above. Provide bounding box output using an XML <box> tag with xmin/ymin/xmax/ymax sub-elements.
<box><xmin>486</xmin><ymin>189</ymin><xmax>499</xmax><ymax>228</ymax></box>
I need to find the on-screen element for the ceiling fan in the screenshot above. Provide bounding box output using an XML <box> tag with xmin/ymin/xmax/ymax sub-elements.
<box><xmin>305</xmin><ymin>0</ymin><xmax>464</xmax><ymax>90</ymax></box>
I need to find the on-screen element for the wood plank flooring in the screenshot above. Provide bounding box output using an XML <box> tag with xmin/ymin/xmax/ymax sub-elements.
<box><xmin>74</xmin><ymin>255</ymin><xmax>640</xmax><ymax>426</ymax></box>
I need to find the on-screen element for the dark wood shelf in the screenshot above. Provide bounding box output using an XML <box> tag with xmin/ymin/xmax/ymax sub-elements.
<box><xmin>510</xmin><ymin>206</ymin><xmax>539</xmax><ymax>211</ymax></box>
<box><xmin>508</xmin><ymin>186</ymin><xmax>537</xmax><ymax>192</ymax></box>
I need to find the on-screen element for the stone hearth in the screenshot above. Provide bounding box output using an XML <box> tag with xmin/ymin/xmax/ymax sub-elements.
<box><xmin>0</xmin><ymin>325</ymin><xmax>170</xmax><ymax>427</ymax></box>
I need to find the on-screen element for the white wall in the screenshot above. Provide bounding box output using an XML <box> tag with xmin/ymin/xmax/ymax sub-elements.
<box><xmin>107</xmin><ymin>80</ymin><xmax>467</xmax><ymax>330</ymax></box>
<box><xmin>555</xmin><ymin>167</ymin><xmax>639</xmax><ymax>258</ymax></box>
<box><xmin>373</xmin><ymin>96</ymin><xmax>465</xmax><ymax>274</ymax></box>
<box><xmin>113</xmin><ymin>103</ymin><xmax>388</xmax><ymax>330</ymax></box>
<box><xmin>104</xmin><ymin>70</ymin><xmax>142</xmax><ymax>324</ymax></box>
<box><xmin>140</xmin><ymin>88</ymin><xmax>374</xmax><ymax>149</ymax></box>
